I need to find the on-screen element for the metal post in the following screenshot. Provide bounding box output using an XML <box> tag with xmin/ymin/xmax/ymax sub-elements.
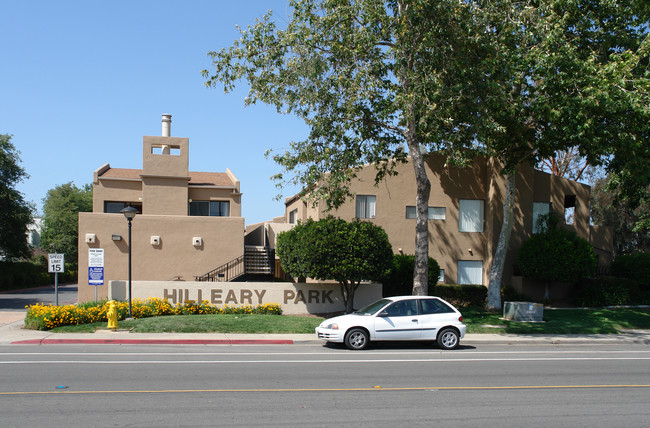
<box><xmin>127</xmin><ymin>216</ymin><xmax>133</xmax><ymax>318</ymax></box>
<box><xmin>54</xmin><ymin>271</ymin><xmax>59</xmax><ymax>306</ymax></box>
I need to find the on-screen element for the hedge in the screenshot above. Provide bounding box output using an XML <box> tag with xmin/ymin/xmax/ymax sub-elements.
<box><xmin>429</xmin><ymin>284</ymin><xmax>487</xmax><ymax>308</ymax></box>
<box><xmin>572</xmin><ymin>276</ymin><xmax>649</xmax><ymax>307</ymax></box>
<box><xmin>611</xmin><ymin>253</ymin><xmax>650</xmax><ymax>290</ymax></box>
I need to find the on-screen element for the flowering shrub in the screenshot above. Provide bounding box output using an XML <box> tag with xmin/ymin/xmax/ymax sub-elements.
<box><xmin>24</xmin><ymin>298</ymin><xmax>283</xmax><ymax>331</ymax></box>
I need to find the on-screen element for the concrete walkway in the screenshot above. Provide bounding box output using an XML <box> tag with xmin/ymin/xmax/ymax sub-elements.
<box><xmin>2</xmin><ymin>314</ymin><xmax>649</xmax><ymax>346</ymax></box>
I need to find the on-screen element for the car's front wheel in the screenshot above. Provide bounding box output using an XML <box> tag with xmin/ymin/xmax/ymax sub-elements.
<box><xmin>437</xmin><ymin>328</ymin><xmax>459</xmax><ymax>350</ymax></box>
<box><xmin>344</xmin><ymin>328</ymin><xmax>369</xmax><ymax>350</ymax></box>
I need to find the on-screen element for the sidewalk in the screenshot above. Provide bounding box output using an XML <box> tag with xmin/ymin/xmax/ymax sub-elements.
<box><xmin>2</xmin><ymin>315</ymin><xmax>649</xmax><ymax>346</ymax></box>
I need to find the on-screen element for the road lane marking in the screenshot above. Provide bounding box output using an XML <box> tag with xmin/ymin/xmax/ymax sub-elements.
<box><xmin>1</xmin><ymin>384</ymin><xmax>649</xmax><ymax>396</ymax></box>
<box><xmin>3</xmin><ymin>350</ymin><xmax>650</xmax><ymax>356</ymax></box>
<box><xmin>2</xmin><ymin>357</ymin><xmax>650</xmax><ymax>364</ymax></box>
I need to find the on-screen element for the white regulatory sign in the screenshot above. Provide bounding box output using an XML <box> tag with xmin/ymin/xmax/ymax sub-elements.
<box><xmin>89</xmin><ymin>248</ymin><xmax>105</xmax><ymax>267</ymax></box>
<box><xmin>48</xmin><ymin>253</ymin><xmax>65</xmax><ymax>273</ymax></box>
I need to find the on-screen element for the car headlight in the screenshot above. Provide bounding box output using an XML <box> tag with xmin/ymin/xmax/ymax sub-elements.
<box><xmin>321</xmin><ymin>323</ymin><xmax>339</xmax><ymax>330</ymax></box>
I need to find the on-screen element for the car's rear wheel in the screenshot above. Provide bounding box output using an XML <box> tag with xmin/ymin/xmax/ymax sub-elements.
<box><xmin>437</xmin><ymin>328</ymin><xmax>459</xmax><ymax>350</ymax></box>
<box><xmin>344</xmin><ymin>328</ymin><xmax>369</xmax><ymax>350</ymax></box>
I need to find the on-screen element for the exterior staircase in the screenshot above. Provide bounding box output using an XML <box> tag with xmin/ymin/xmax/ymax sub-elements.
<box><xmin>194</xmin><ymin>246</ymin><xmax>275</xmax><ymax>282</ymax></box>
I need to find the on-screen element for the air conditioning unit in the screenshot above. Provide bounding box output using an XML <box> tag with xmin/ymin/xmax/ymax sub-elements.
<box><xmin>503</xmin><ymin>301</ymin><xmax>544</xmax><ymax>322</ymax></box>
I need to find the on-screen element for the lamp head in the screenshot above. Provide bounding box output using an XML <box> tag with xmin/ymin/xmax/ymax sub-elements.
<box><xmin>120</xmin><ymin>206</ymin><xmax>139</xmax><ymax>220</ymax></box>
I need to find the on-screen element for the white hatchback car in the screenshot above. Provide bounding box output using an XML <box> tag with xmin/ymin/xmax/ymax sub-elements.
<box><xmin>315</xmin><ymin>296</ymin><xmax>466</xmax><ymax>350</ymax></box>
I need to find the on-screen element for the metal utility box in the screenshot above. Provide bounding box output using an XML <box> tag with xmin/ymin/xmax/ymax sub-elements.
<box><xmin>503</xmin><ymin>301</ymin><xmax>544</xmax><ymax>322</ymax></box>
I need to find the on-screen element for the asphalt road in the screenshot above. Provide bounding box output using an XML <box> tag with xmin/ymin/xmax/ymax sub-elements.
<box><xmin>0</xmin><ymin>283</ymin><xmax>78</xmax><ymax>310</ymax></box>
<box><xmin>1</xmin><ymin>343</ymin><xmax>649</xmax><ymax>427</ymax></box>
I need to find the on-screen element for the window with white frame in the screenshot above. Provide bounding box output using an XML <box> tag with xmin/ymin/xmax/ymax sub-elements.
<box><xmin>459</xmin><ymin>199</ymin><xmax>484</xmax><ymax>232</ymax></box>
<box><xmin>458</xmin><ymin>260</ymin><xmax>483</xmax><ymax>285</ymax></box>
<box><xmin>405</xmin><ymin>206</ymin><xmax>446</xmax><ymax>220</ymax></box>
<box><xmin>356</xmin><ymin>195</ymin><xmax>376</xmax><ymax>219</ymax></box>
<box><xmin>532</xmin><ymin>202</ymin><xmax>551</xmax><ymax>233</ymax></box>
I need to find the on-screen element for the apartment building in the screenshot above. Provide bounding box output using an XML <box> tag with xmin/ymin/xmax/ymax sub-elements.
<box><xmin>283</xmin><ymin>154</ymin><xmax>613</xmax><ymax>290</ymax></box>
<box><xmin>77</xmin><ymin>115</ymin><xmax>245</xmax><ymax>302</ymax></box>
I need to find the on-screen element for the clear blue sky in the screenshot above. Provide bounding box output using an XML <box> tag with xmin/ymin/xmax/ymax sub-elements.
<box><xmin>2</xmin><ymin>0</ymin><xmax>305</xmax><ymax>225</ymax></box>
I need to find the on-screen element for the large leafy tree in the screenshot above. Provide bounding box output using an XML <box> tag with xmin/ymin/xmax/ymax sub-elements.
<box><xmin>41</xmin><ymin>182</ymin><xmax>92</xmax><ymax>265</ymax></box>
<box><xmin>0</xmin><ymin>134</ymin><xmax>33</xmax><ymax>260</ymax></box>
<box><xmin>204</xmin><ymin>0</ymin><xmax>649</xmax><ymax>310</ymax></box>
<box><xmin>276</xmin><ymin>217</ymin><xmax>393</xmax><ymax>313</ymax></box>
<box><xmin>591</xmin><ymin>174</ymin><xmax>650</xmax><ymax>255</ymax></box>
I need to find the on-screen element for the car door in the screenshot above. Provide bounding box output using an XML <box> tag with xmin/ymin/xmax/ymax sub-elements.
<box><xmin>373</xmin><ymin>299</ymin><xmax>422</xmax><ymax>340</ymax></box>
<box><xmin>418</xmin><ymin>298</ymin><xmax>458</xmax><ymax>339</ymax></box>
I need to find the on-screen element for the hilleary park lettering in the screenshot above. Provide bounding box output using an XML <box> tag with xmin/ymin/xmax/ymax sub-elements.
<box><xmin>162</xmin><ymin>288</ymin><xmax>335</xmax><ymax>305</ymax></box>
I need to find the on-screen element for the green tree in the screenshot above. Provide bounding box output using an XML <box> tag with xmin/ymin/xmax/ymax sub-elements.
<box><xmin>276</xmin><ymin>217</ymin><xmax>393</xmax><ymax>313</ymax></box>
<box><xmin>591</xmin><ymin>174</ymin><xmax>650</xmax><ymax>255</ymax></box>
<box><xmin>518</xmin><ymin>213</ymin><xmax>597</xmax><ymax>300</ymax></box>
<box><xmin>204</xmin><ymin>0</ymin><xmax>649</xmax><ymax>310</ymax></box>
<box><xmin>0</xmin><ymin>134</ymin><xmax>33</xmax><ymax>260</ymax></box>
<box><xmin>381</xmin><ymin>254</ymin><xmax>440</xmax><ymax>297</ymax></box>
<box><xmin>41</xmin><ymin>182</ymin><xmax>92</xmax><ymax>265</ymax></box>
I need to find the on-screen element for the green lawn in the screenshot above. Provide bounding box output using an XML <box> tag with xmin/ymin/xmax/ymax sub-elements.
<box><xmin>50</xmin><ymin>307</ymin><xmax>650</xmax><ymax>335</ymax></box>
<box><xmin>463</xmin><ymin>307</ymin><xmax>650</xmax><ymax>334</ymax></box>
<box><xmin>52</xmin><ymin>314</ymin><xmax>325</xmax><ymax>334</ymax></box>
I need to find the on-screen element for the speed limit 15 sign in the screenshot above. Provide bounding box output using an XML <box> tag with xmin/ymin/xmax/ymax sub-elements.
<box><xmin>48</xmin><ymin>253</ymin><xmax>65</xmax><ymax>273</ymax></box>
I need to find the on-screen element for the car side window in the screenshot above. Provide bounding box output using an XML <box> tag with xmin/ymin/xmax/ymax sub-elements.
<box><xmin>420</xmin><ymin>299</ymin><xmax>455</xmax><ymax>315</ymax></box>
<box><xmin>384</xmin><ymin>300</ymin><xmax>419</xmax><ymax>317</ymax></box>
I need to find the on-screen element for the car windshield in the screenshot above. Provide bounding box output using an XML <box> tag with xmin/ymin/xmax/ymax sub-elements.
<box><xmin>354</xmin><ymin>299</ymin><xmax>391</xmax><ymax>315</ymax></box>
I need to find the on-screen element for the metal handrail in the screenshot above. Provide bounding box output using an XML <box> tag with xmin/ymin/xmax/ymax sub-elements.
<box><xmin>194</xmin><ymin>255</ymin><xmax>245</xmax><ymax>282</ymax></box>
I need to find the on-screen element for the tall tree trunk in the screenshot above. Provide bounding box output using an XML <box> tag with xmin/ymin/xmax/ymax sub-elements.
<box><xmin>405</xmin><ymin>124</ymin><xmax>431</xmax><ymax>296</ymax></box>
<box><xmin>487</xmin><ymin>172</ymin><xmax>516</xmax><ymax>310</ymax></box>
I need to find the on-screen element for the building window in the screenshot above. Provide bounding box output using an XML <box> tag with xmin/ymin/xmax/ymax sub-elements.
<box><xmin>564</xmin><ymin>194</ymin><xmax>576</xmax><ymax>225</ymax></box>
<box><xmin>532</xmin><ymin>202</ymin><xmax>551</xmax><ymax>233</ymax></box>
<box><xmin>459</xmin><ymin>199</ymin><xmax>484</xmax><ymax>232</ymax></box>
<box><xmin>189</xmin><ymin>201</ymin><xmax>230</xmax><ymax>217</ymax></box>
<box><xmin>406</xmin><ymin>206</ymin><xmax>446</xmax><ymax>220</ymax></box>
<box><xmin>438</xmin><ymin>269</ymin><xmax>445</xmax><ymax>283</ymax></box>
<box><xmin>458</xmin><ymin>260</ymin><xmax>483</xmax><ymax>285</ymax></box>
<box><xmin>104</xmin><ymin>201</ymin><xmax>142</xmax><ymax>214</ymax></box>
<box><xmin>356</xmin><ymin>195</ymin><xmax>376</xmax><ymax>219</ymax></box>
<box><xmin>289</xmin><ymin>209</ymin><xmax>297</xmax><ymax>224</ymax></box>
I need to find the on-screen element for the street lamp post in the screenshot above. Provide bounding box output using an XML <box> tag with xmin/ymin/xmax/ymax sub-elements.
<box><xmin>120</xmin><ymin>206</ymin><xmax>139</xmax><ymax>318</ymax></box>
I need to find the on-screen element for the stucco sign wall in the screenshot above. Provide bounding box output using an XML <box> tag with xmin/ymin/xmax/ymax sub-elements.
<box><xmin>109</xmin><ymin>281</ymin><xmax>382</xmax><ymax>315</ymax></box>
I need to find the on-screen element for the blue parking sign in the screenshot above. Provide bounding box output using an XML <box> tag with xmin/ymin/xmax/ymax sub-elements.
<box><xmin>89</xmin><ymin>267</ymin><xmax>104</xmax><ymax>285</ymax></box>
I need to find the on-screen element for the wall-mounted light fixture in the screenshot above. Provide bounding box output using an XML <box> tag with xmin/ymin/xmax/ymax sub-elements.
<box><xmin>193</xmin><ymin>237</ymin><xmax>203</xmax><ymax>247</ymax></box>
<box><xmin>112</xmin><ymin>234</ymin><xmax>122</xmax><ymax>241</ymax></box>
<box><xmin>85</xmin><ymin>233</ymin><xmax>96</xmax><ymax>244</ymax></box>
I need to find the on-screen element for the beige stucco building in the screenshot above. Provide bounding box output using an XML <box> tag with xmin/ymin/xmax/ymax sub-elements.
<box><xmin>77</xmin><ymin>115</ymin><xmax>246</xmax><ymax>302</ymax></box>
<box><xmin>78</xmin><ymin>115</ymin><xmax>612</xmax><ymax>304</ymax></box>
<box><xmin>281</xmin><ymin>154</ymin><xmax>613</xmax><ymax>293</ymax></box>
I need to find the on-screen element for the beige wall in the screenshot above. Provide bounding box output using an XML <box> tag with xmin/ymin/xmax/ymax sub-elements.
<box><xmin>78</xmin><ymin>213</ymin><xmax>245</xmax><ymax>302</ymax></box>
<box><xmin>93</xmin><ymin>179</ymin><xmax>142</xmax><ymax>213</ymax></box>
<box><xmin>142</xmin><ymin>136</ymin><xmax>189</xmax><ymax>177</ymax></box>
<box><xmin>189</xmin><ymin>187</ymin><xmax>242</xmax><ymax>217</ymax></box>
<box><xmin>108</xmin><ymin>280</ymin><xmax>382</xmax><ymax>315</ymax></box>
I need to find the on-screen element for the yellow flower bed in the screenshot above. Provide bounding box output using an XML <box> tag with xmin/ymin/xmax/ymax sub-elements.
<box><xmin>24</xmin><ymin>298</ymin><xmax>283</xmax><ymax>330</ymax></box>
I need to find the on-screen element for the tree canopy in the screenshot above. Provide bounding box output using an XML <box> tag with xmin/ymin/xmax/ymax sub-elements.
<box><xmin>204</xmin><ymin>0</ymin><xmax>649</xmax><ymax>309</ymax></box>
<box><xmin>41</xmin><ymin>182</ymin><xmax>92</xmax><ymax>264</ymax></box>
<box><xmin>0</xmin><ymin>134</ymin><xmax>33</xmax><ymax>260</ymax></box>
<box><xmin>591</xmin><ymin>174</ymin><xmax>650</xmax><ymax>255</ymax></box>
<box><xmin>276</xmin><ymin>217</ymin><xmax>393</xmax><ymax>313</ymax></box>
